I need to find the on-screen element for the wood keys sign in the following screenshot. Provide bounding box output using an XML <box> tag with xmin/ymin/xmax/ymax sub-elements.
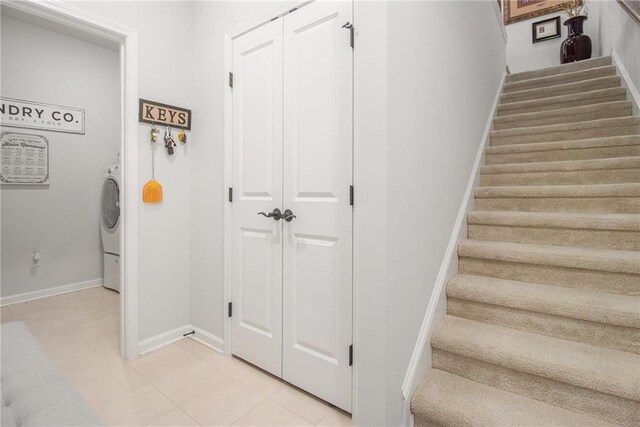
<box><xmin>138</xmin><ymin>99</ymin><xmax>191</xmax><ymax>130</ymax></box>
<box><xmin>1</xmin><ymin>98</ymin><xmax>85</xmax><ymax>134</ymax></box>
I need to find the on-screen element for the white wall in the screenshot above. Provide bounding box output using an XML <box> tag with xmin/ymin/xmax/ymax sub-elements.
<box><xmin>597</xmin><ymin>0</ymin><xmax>640</xmax><ymax>94</ymax></box>
<box><xmin>68</xmin><ymin>1</ymin><xmax>195</xmax><ymax>342</ymax></box>
<box><xmin>1</xmin><ymin>16</ymin><xmax>120</xmax><ymax>297</ymax></box>
<box><xmin>506</xmin><ymin>8</ymin><xmax>600</xmax><ymax>73</ymax></box>
<box><xmin>385</xmin><ymin>1</ymin><xmax>505</xmax><ymax>424</ymax></box>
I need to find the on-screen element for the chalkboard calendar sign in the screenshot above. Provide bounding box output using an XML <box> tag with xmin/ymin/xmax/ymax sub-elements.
<box><xmin>1</xmin><ymin>132</ymin><xmax>50</xmax><ymax>184</ymax></box>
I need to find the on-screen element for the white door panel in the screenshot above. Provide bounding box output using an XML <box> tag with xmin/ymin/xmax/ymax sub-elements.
<box><xmin>231</xmin><ymin>19</ymin><xmax>284</xmax><ymax>377</ymax></box>
<box><xmin>282</xmin><ymin>1</ymin><xmax>353</xmax><ymax>412</ymax></box>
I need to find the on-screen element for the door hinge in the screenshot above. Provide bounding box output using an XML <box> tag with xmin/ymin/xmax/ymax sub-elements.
<box><xmin>349</xmin><ymin>344</ymin><xmax>353</xmax><ymax>366</ymax></box>
<box><xmin>342</xmin><ymin>22</ymin><xmax>354</xmax><ymax>48</ymax></box>
<box><xmin>349</xmin><ymin>185</ymin><xmax>354</xmax><ymax>206</ymax></box>
<box><xmin>229</xmin><ymin>187</ymin><xmax>233</xmax><ymax>202</ymax></box>
<box><xmin>229</xmin><ymin>72</ymin><xmax>234</xmax><ymax>88</ymax></box>
<box><xmin>228</xmin><ymin>302</ymin><xmax>233</xmax><ymax>317</ymax></box>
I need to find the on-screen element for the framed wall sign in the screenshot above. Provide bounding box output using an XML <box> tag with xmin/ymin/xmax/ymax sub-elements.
<box><xmin>0</xmin><ymin>97</ymin><xmax>85</xmax><ymax>134</ymax></box>
<box><xmin>1</xmin><ymin>132</ymin><xmax>50</xmax><ymax>185</ymax></box>
<box><xmin>138</xmin><ymin>99</ymin><xmax>191</xmax><ymax>130</ymax></box>
<box><xmin>504</xmin><ymin>0</ymin><xmax>571</xmax><ymax>25</ymax></box>
<box><xmin>617</xmin><ymin>0</ymin><xmax>640</xmax><ymax>25</ymax></box>
<box><xmin>532</xmin><ymin>16</ymin><xmax>562</xmax><ymax>42</ymax></box>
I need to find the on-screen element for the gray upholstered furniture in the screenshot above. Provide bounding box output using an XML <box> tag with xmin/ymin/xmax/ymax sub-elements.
<box><xmin>1</xmin><ymin>321</ymin><xmax>102</xmax><ymax>426</ymax></box>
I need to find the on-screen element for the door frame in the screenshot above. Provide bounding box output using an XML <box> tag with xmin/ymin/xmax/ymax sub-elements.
<box><xmin>222</xmin><ymin>0</ymin><xmax>356</xmax><ymax>411</ymax></box>
<box><xmin>2</xmin><ymin>0</ymin><xmax>140</xmax><ymax>360</ymax></box>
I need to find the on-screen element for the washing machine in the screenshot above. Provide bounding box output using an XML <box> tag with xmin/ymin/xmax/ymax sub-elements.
<box><xmin>101</xmin><ymin>164</ymin><xmax>121</xmax><ymax>292</ymax></box>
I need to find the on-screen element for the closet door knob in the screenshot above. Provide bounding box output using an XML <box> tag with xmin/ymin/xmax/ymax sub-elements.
<box><xmin>257</xmin><ymin>208</ymin><xmax>282</xmax><ymax>221</ymax></box>
<box><xmin>282</xmin><ymin>209</ymin><xmax>297</xmax><ymax>222</ymax></box>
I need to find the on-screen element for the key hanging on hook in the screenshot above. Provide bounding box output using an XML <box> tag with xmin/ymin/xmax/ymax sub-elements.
<box><xmin>150</xmin><ymin>124</ymin><xmax>160</xmax><ymax>143</ymax></box>
<box><xmin>164</xmin><ymin>126</ymin><xmax>176</xmax><ymax>155</ymax></box>
<box><xmin>178</xmin><ymin>128</ymin><xmax>187</xmax><ymax>144</ymax></box>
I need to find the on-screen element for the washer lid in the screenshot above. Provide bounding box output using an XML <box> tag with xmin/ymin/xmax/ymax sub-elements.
<box><xmin>101</xmin><ymin>177</ymin><xmax>120</xmax><ymax>230</ymax></box>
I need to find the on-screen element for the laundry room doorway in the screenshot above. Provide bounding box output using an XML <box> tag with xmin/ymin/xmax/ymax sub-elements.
<box><xmin>0</xmin><ymin>0</ymin><xmax>139</xmax><ymax>360</ymax></box>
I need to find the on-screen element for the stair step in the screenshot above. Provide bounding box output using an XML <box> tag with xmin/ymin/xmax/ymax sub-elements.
<box><xmin>490</xmin><ymin>117</ymin><xmax>640</xmax><ymax>146</ymax></box>
<box><xmin>431</xmin><ymin>316</ymin><xmax>640</xmax><ymax>426</ymax></box>
<box><xmin>503</xmin><ymin>65</ymin><xmax>617</xmax><ymax>93</ymax></box>
<box><xmin>493</xmin><ymin>101</ymin><xmax>632</xmax><ymax>130</ymax></box>
<box><xmin>411</xmin><ymin>369</ymin><xmax>613</xmax><ymax>427</ymax></box>
<box><xmin>500</xmin><ymin>76</ymin><xmax>621</xmax><ymax>104</ymax></box>
<box><xmin>505</xmin><ymin>56</ymin><xmax>612</xmax><ymax>83</ymax></box>
<box><xmin>498</xmin><ymin>87</ymin><xmax>627</xmax><ymax>116</ymax></box>
<box><xmin>458</xmin><ymin>240</ymin><xmax>640</xmax><ymax>275</ymax></box>
<box><xmin>474</xmin><ymin>182</ymin><xmax>640</xmax><ymax>214</ymax></box>
<box><xmin>486</xmin><ymin>135</ymin><xmax>640</xmax><ymax>165</ymax></box>
<box><xmin>480</xmin><ymin>156</ymin><xmax>640</xmax><ymax>186</ymax></box>
<box><xmin>467</xmin><ymin>211</ymin><xmax>640</xmax><ymax>250</ymax></box>
<box><xmin>447</xmin><ymin>274</ymin><xmax>640</xmax><ymax>353</ymax></box>
<box><xmin>458</xmin><ymin>239</ymin><xmax>640</xmax><ymax>295</ymax></box>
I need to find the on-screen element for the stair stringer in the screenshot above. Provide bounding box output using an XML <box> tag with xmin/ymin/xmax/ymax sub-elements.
<box><xmin>611</xmin><ymin>49</ymin><xmax>640</xmax><ymax>116</ymax></box>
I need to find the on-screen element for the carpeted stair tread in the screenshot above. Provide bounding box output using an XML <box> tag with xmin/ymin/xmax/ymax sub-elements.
<box><xmin>500</xmin><ymin>76</ymin><xmax>621</xmax><ymax>104</ymax></box>
<box><xmin>497</xmin><ymin>87</ymin><xmax>627</xmax><ymax>116</ymax></box>
<box><xmin>480</xmin><ymin>156</ymin><xmax>640</xmax><ymax>185</ymax></box>
<box><xmin>467</xmin><ymin>211</ymin><xmax>640</xmax><ymax>250</ymax></box>
<box><xmin>486</xmin><ymin>135</ymin><xmax>640</xmax><ymax>156</ymax></box>
<box><xmin>493</xmin><ymin>101</ymin><xmax>632</xmax><ymax>130</ymax></box>
<box><xmin>505</xmin><ymin>56</ymin><xmax>612</xmax><ymax>83</ymax></box>
<box><xmin>431</xmin><ymin>315</ymin><xmax>640</xmax><ymax>402</ymax></box>
<box><xmin>485</xmin><ymin>135</ymin><xmax>640</xmax><ymax>165</ymax></box>
<box><xmin>482</xmin><ymin>156</ymin><xmax>640</xmax><ymax>174</ymax></box>
<box><xmin>490</xmin><ymin>116</ymin><xmax>640</xmax><ymax>146</ymax></box>
<box><xmin>468</xmin><ymin>211</ymin><xmax>640</xmax><ymax>231</ymax></box>
<box><xmin>411</xmin><ymin>369</ymin><xmax>614</xmax><ymax>427</ymax></box>
<box><xmin>447</xmin><ymin>274</ymin><xmax>640</xmax><ymax>328</ymax></box>
<box><xmin>475</xmin><ymin>183</ymin><xmax>640</xmax><ymax>213</ymax></box>
<box><xmin>475</xmin><ymin>182</ymin><xmax>640</xmax><ymax>199</ymax></box>
<box><xmin>457</xmin><ymin>239</ymin><xmax>640</xmax><ymax>275</ymax></box>
<box><xmin>503</xmin><ymin>65</ymin><xmax>617</xmax><ymax>93</ymax></box>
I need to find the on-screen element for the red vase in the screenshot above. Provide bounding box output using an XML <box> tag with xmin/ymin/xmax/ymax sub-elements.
<box><xmin>560</xmin><ymin>16</ymin><xmax>592</xmax><ymax>64</ymax></box>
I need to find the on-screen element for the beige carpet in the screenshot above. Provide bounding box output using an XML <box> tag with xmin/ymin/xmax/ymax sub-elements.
<box><xmin>411</xmin><ymin>56</ymin><xmax>640</xmax><ymax>427</ymax></box>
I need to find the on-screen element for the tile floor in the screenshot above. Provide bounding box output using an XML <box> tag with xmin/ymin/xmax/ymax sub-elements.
<box><xmin>1</xmin><ymin>287</ymin><xmax>353</xmax><ymax>426</ymax></box>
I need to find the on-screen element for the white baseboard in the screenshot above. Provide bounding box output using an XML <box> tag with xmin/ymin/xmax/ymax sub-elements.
<box><xmin>138</xmin><ymin>325</ymin><xmax>195</xmax><ymax>355</ymax></box>
<box><xmin>1</xmin><ymin>278</ymin><xmax>103</xmax><ymax>307</ymax></box>
<box><xmin>611</xmin><ymin>49</ymin><xmax>640</xmax><ymax>115</ymax></box>
<box><xmin>138</xmin><ymin>324</ymin><xmax>224</xmax><ymax>356</ymax></box>
<box><xmin>190</xmin><ymin>325</ymin><xmax>224</xmax><ymax>354</ymax></box>
<box><xmin>399</xmin><ymin>71</ymin><xmax>507</xmax><ymax>425</ymax></box>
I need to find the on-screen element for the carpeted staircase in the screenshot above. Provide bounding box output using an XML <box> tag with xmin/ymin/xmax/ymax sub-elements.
<box><xmin>411</xmin><ymin>56</ymin><xmax>640</xmax><ymax>426</ymax></box>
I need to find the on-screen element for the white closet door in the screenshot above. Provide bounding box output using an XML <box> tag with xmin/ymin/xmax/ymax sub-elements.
<box><xmin>282</xmin><ymin>1</ymin><xmax>353</xmax><ymax>412</ymax></box>
<box><xmin>231</xmin><ymin>19</ymin><xmax>284</xmax><ymax>377</ymax></box>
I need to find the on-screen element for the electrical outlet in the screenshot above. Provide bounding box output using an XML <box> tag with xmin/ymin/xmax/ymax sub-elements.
<box><xmin>31</xmin><ymin>251</ymin><xmax>41</xmax><ymax>268</ymax></box>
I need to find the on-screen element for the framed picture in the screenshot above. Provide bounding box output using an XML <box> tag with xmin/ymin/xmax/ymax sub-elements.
<box><xmin>532</xmin><ymin>16</ymin><xmax>561</xmax><ymax>43</ymax></box>
<box><xmin>504</xmin><ymin>0</ymin><xmax>571</xmax><ymax>25</ymax></box>
<box><xmin>1</xmin><ymin>132</ymin><xmax>50</xmax><ymax>185</ymax></box>
<box><xmin>617</xmin><ymin>0</ymin><xmax>640</xmax><ymax>25</ymax></box>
